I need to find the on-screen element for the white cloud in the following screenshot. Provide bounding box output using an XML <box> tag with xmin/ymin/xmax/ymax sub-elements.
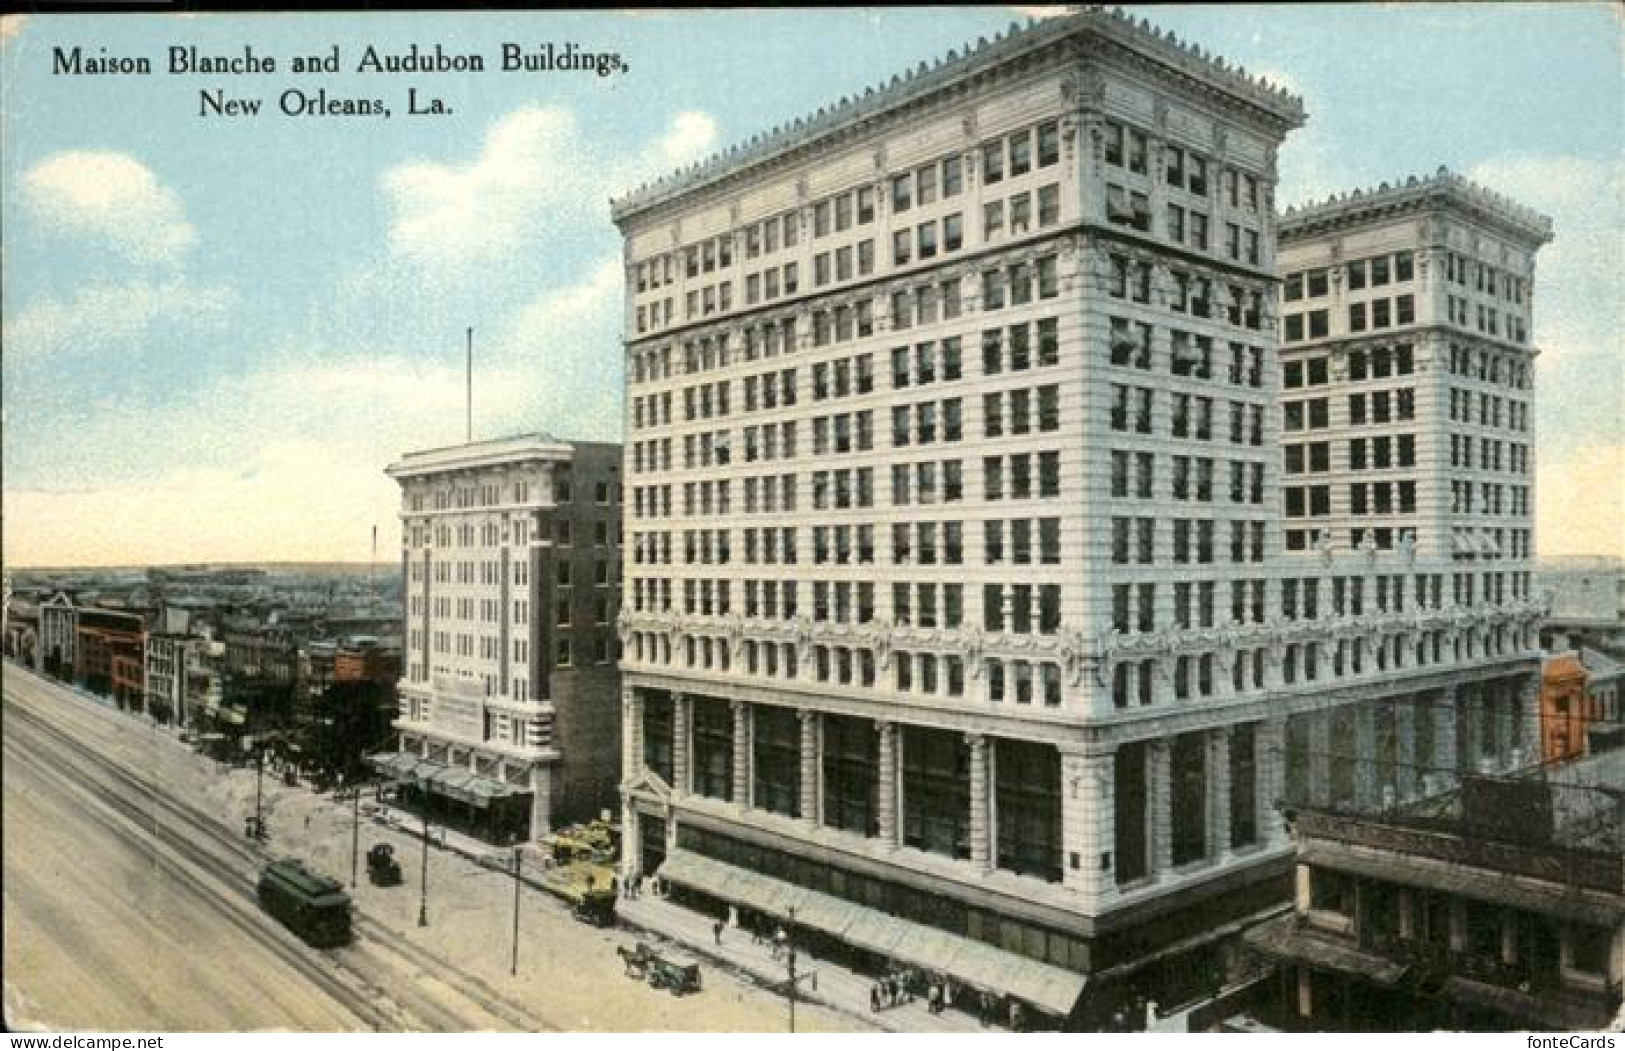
<box><xmin>381</xmin><ymin>106</ymin><xmax>718</xmax><ymax>273</ymax></box>
<box><xmin>641</xmin><ymin>111</ymin><xmax>721</xmax><ymax>177</ymax></box>
<box><xmin>5</xmin><ymin>278</ymin><xmax>236</xmax><ymax>364</ymax></box>
<box><xmin>382</xmin><ymin>105</ymin><xmax>591</xmax><ymax>271</ymax></box>
<box><xmin>4</xmin><ymin>354</ymin><xmax>539</xmax><ymax>566</ymax></box>
<box><xmin>22</xmin><ymin>151</ymin><xmax>196</xmax><ymax>265</ymax></box>
<box><xmin>1007</xmin><ymin>6</ymin><xmax>1070</xmax><ymax>20</ymax></box>
<box><xmin>1466</xmin><ymin>156</ymin><xmax>1625</xmax><ymax>360</ymax></box>
<box><xmin>1537</xmin><ymin>442</ymin><xmax>1625</xmax><ymax>560</ymax></box>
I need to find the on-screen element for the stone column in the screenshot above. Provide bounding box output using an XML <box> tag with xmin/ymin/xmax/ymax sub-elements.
<box><xmin>968</xmin><ymin>733</ymin><xmax>992</xmax><ymax>873</ymax></box>
<box><xmin>1517</xmin><ymin>672</ymin><xmax>1543</xmax><ymax>767</ymax></box>
<box><xmin>877</xmin><ymin>720</ymin><xmax>899</xmax><ymax>848</ymax></box>
<box><xmin>1061</xmin><ymin>743</ymin><xmax>1115</xmax><ymax>905</ymax></box>
<box><xmin>529</xmin><ymin>764</ymin><xmax>552</xmax><ymax>843</ymax></box>
<box><xmin>798</xmin><ymin>709</ymin><xmax>819</xmax><ymax>825</ymax></box>
<box><xmin>1496</xmin><ymin>682</ymin><xmax>1518</xmax><ymax>771</ymax></box>
<box><xmin>1306</xmin><ymin>712</ymin><xmax>1331</xmax><ymax>808</ymax></box>
<box><xmin>1433</xmin><ymin>687</ymin><xmax>1459</xmax><ymax>791</ymax></box>
<box><xmin>1353</xmin><ymin>703</ymin><xmax>1378</xmax><ymax>811</ymax></box>
<box><xmin>1258</xmin><ymin>716</ymin><xmax>1288</xmax><ymax>849</ymax></box>
<box><xmin>1209</xmin><ymin>726</ymin><xmax>1233</xmax><ymax>863</ymax></box>
<box><xmin>673</xmin><ymin>692</ymin><xmax>691</xmax><ymax>796</ymax></box>
<box><xmin>623</xmin><ymin>687</ymin><xmax>643</xmax><ymax>783</ymax></box>
<box><xmin>1394</xmin><ymin>699</ymin><xmax>1418</xmax><ymax>802</ymax></box>
<box><xmin>1457</xmin><ymin>684</ymin><xmax>1481</xmax><ymax>775</ymax></box>
<box><xmin>1149</xmin><ymin>737</ymin><xmax>1173</xmax><ymax>879</ymax></box>
<box><xmin>731</xmin><ymin>699</ymin><xmax>750</xmax><ymax>811</ymax></box>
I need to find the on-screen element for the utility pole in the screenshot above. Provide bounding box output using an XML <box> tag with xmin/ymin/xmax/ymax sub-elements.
<box><xmin>350</xmin><ymin>777</ymin><xmax>361</xmax><ymax>888</ymax></box>
<box><xmin>510</xmin><ymin>846</ymin><xmax>522</xmax><ymax>976</ymax></box>
<box><xmin>253</xmin><ymin>743</ymin><xmax>265</xmax><ymax>840</ymax></box>
<box><xmin>418</xmin><ymin>780</ymin><xmax>430</xmax><ymax>927</ymax></box>
<box><xmin>778</xmin><ymin>905</ymin><xmax>816</xmax><ymax>1033</ymax></box>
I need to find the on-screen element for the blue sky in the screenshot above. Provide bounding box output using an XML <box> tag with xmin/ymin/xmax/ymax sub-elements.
<box><xmin>2</xmin><ymin>5</ymin><xmax>1620</xmax><ymax>565</ymax></box>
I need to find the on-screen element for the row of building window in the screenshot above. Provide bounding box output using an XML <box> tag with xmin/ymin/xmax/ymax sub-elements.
<box><xmin>1284</xmin><ymin>252</ymin><xmax>1413</xmax><ymax>302</ymax></box>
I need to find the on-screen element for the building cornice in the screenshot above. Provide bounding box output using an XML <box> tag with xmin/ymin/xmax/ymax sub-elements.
<box><xmin>386</xmin><ymin>433</ymin><xmax>574</xmax><ymax>480</ymax></box>
<box><xmin>610</xmin><ymin>6</ymin><xmax>1304</xmax><ymax>225</ymax></box>
<box><xmin>1280</xmin><ymin>167</ymin><xmax>1553</xmax><ymax>248</ymax></box>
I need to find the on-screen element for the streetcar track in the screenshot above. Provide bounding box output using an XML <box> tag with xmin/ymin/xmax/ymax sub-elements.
<box><xmin>5</xmin><ymin>673</ymin><xmax>563</xmax><ymax>1032</ymax></box>
<box><xmin>2</xmin><ymin>731</ymin><xmax>401</xmax><ymax>1031</ymax></box>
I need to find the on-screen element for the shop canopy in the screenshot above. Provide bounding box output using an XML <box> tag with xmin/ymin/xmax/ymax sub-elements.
<box><xmin>367</xmin><ymin>752</ymin><xmax>525</xmax><ymax>808</ymax></box>
<box><xmin>659</xmin><ymin>850</ymin><xmax>1087</xmax><ymax>1017</ymax></box>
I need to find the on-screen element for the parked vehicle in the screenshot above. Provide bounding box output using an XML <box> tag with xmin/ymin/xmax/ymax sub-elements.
<box><xmin>647</xmin><ymin>952</ymin><xmax>702</xmax><ymax>995</ymax></box>
<box><xmin>366</xmin><ymin>843</ymin><xmax>402</xmax><ymax>886</ymax></box>
<box><xmin>572</xmin><ymin>887</ymin><xmax>617</xmax><ymax>927</ymax></box>
<box><xmin>257</xmin><ymin>858</ymin><xmax>352</xmax><ymax>947</ymax></box>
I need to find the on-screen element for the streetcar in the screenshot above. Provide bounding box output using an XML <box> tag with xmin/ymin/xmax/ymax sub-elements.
<box><xmin>257</xmin><ymin>858</ymin><xmax>353</xmax><ymax>947</ymax></box>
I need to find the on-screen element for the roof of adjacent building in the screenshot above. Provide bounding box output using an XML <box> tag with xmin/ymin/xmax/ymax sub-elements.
<box><xmin>1279</xmin><ymin>165</ymin><xmax>1553</xmax><ymax>245</ymax></box>
<box><xmin>1544</xmin><ymin>651</ymin><xmax>1587</xmax><ymax>683</ymax></box>
<box><xmin>1580</xmin><ymin>646</ymin><xmax>1625</xmax><ymax>684</ymax></box>
<box><xmin>610</xmin><ymin>6</ymin><xmax>1305</xmax><ymax>222</ymax></box>
<box><xmin>386</xmin><ymin>432</ymin><xmax>575</xmax><ymax>479</ymax></box>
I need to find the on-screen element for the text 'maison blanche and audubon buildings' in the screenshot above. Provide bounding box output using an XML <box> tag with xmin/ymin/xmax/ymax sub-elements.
<box><xmin>383</xmin><ymin>436</ymin><xmax>623</xmax><ymax>846</ymax></box>
<box><xmin>608</xmin><ymin>9</ymin><xmax>1551</xmax><ymax>1024</ymax></box>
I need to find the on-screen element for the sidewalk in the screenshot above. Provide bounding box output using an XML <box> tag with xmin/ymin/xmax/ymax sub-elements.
<box><xmin>615</xmin><ymin>892</ymin><xmax>993</xmax><ymax>1034</ymax></box>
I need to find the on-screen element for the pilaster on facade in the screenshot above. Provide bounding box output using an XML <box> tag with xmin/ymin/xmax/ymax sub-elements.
<box><xmin>877</xmin><ymin>720</ymin><xmax>899</xmax><ymax>849</ymax></box>
<box><xmin>1433</xmin><ymin>685</ymin><xmax>1460</xmax><ymax>788</ymax></box>
<box><xmin>798</xmin><ymin>708</ymin><xmax>820</xmax><ymax>827</ymax></box>
<box><xmin>1208</xmin><ymin>726</ymin><xmax>1233</xmax><ymax>862</ymax></box>
<box><xmin>731</xmin><ymin>698</ymin><xmax>750</xmax><ymax>811</ymax></box>
<box><xmin>968</xmin><ymin>733</ymin><xmax>993</xmax><ymax>874</ymax></box>
<box><xmin>1393</xmin><ymin>699</ymin><xmax>1418</xmax><ymax>802</ymax></box>
<box><xmin>1148</xmin><ymin>738</ymin><xmax>1173</xmax><ymax>880</ymax></box>
<box><xmin>1517</xmin><ymin>671</ymin><xmax>1542</xmax><ymax>768</ymax></box>
<box><xmin>1060</xmin><ymin>743</ymin><xmax>1116</xmax><ymax>907</ymax></box>
<box><xmin>1306</xmin><ymin>714</ymin><xmax>1331</xmax><ymax>808</ymax></box>
<box><xmin>673</xmin><ymin>692</ymin><xmax>692</xmax><ymax>797</ymax></box>
<box><xmin>1258</xmin><ymin>715</ymin><xmax>1288</xmax><ymax>850</ymax></box>
<box><xmin>623</xmin><ymin>688</ymin><xmax>643</xmax><ymax>786</ymax></box>
<box><xmin>1353</xmin><ymin>703</ymin><xmax>1378</xmax><ymax>809</ymax></box>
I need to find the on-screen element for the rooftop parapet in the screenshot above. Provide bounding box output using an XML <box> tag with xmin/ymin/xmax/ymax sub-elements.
<box><xmin>386</xmin><ymin>432</ymin><xmax>571</xmax><ymax>479</ymax></box>
<box><xmin>610</xmin><ymin>6</ymin><xmax>1305</xmax><ymax>223</ymax></box>
<box><xmin>1280</xmin><ymin>165</ymin><xmax>1554</xmax><ymax>246</ymax></box>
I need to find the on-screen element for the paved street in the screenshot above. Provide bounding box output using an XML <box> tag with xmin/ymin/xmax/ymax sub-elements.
<box><xmin>2</xmin><ymin>664</ymin><xmax>861</xmax><ymax>1032</ymax></box>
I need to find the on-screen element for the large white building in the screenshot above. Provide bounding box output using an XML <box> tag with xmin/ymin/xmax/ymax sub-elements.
<box><xmin>610</xmin><ymin>10</ymin><xmax>1548</xmax><ymax>1025</ymax></box>
<box><xmin>383</xmin><ymin>435</ymin><xmax>622</xmax><ymax>845</ymax></box>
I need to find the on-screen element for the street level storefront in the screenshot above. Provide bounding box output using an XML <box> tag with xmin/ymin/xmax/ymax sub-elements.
<box><xmin>659</xmin><ymin>848</ymin><xmax>1088</xmax><ymax>1024</ymax></box>
<box><xmin>369</xmin><ymin>750</ymin><xmax>532</xmax><ymax>845</ymax></box>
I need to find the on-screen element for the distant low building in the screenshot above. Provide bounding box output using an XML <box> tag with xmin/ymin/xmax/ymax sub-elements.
<box><xmin>75</xmin><ymin>607</ymin><xmax>145</xmax><ymax>710</ymax></box>
<box><xmin>1580</xmin><ymin>648</ymin><xmax>1625</xmax><ymax>755</ymax></box>
<box><xmin>38</xmin><ymin>592</ymin><xmax>78</xmax><ymax>681</ymax></box>
<box><xmin>1541</xmin><ymin>652</ymin><xmax>1597</xmax><ymax>765</ymax></box>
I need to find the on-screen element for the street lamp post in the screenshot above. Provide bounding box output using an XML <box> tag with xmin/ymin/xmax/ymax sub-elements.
<box><xmin>779</xmin><ymin>905</ymin><xmax>816</xmax><ymax>1034</ymax></box>
<box><xmin>349</xmin><ymin>777</ymin><xmax>362</xmax><ymax>888</ymax></box>
<box><xmin>253</xmin><ymin>743</ymin><xmax>266</xmax><ymax>840</ymax></box>
<box><xmin>418</xmin><ymin>779</ymin><xmax>430</xmax><ymax>928</ymax></box>
<box><xmin>510</xmin><ymin>846</ymin><xmax>522</xmax><ymax>976</ymax></box>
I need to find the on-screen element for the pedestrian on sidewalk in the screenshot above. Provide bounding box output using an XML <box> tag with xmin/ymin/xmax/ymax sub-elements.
<box><xmin>869</xmin><ymin>985</ymin><xmax>880</xmax><ymax>1013</ymax></box>
<box><xmin>713</xmin><ymin>919</ymin><xmax>725</xmax><ymax>946</ymax></box>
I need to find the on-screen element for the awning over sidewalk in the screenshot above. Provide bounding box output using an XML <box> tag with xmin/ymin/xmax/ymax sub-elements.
<box><xmin>367</xmin><ymin>752</ymin><xmax>526</xmax><ymax>808</ymax></box>
<box><xmin>658</xmin><ymin>850</ymin><xmax>1087</xmax><ymax>1017</ymax></box>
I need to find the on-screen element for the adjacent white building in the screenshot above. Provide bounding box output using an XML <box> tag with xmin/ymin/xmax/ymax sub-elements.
<box><xmin>384</xmin><ymin>435</ymin><xmax>623</xmax><ymax>845</ymax></box>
